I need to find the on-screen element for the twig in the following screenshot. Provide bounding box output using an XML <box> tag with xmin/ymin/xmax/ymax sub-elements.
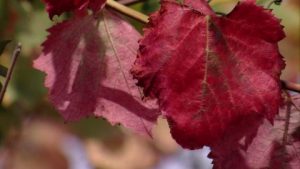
<box><xmin>0</xmin><ymin>43</ymin><xmax>21</xmax><ymax>104</ymax></box>
<box><xmin>107</xmin><ymin>0</ymin><xmax>148</xmax><ymax>23</ymax></box>
<box><xmin>282</xmin><ymin>80</ymin><xmax>300</xmax><ymax>93</ymax></box>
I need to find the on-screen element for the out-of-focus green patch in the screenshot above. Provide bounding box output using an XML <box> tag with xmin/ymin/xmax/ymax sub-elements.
<box><xmin>141</xmin><ymin>0</ymin><xmax>160</xmax><ymax>15</ymax></box>
<box><xmin>17</xmin><ymin>11</ymin><xmax>52</xmax><ymax>55</ymax></box>
<box><xmin>11</xmin><ymin>56</ymin><xmax>47</xmax><ymax>107</ymax></box>
<box><xmin>0</xmin><ymin>40</ymin><xmax>11</xmax><ymax>56</ymax></box>
<box><xmin>0</xmin><ymin>65</ymin><xmax>8</xmax><ymax>78</ymax></box>
<box><xmin>210</xmin><ymin>0</ymin><xmax>239</xmax><ymax>14</ymax></box>
<box><xmin>0</xmin><ymin>105</ymin><xmax>21</xmax><ymax>144</ymax></box>
<box><xmin>0</xmin><ymin>1</ymin><xmax>9</xmax><ymax>37</ymax></box>
<box><xmin>68</xmin><ymin>117</ymin><xmax>124</xmax><ymax>140</ymax></box>
<box><xmin>29</xmin><ymin>0</ymin><xmax>46</xmax><ymax>10</ymax></box>
<box><xmin>256</xmin><ymin>0</ymin><xmax>272</xmax><ymax>6</ymax></box>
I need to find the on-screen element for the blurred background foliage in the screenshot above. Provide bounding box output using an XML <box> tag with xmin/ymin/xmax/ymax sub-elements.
<box><xmin>0</xmin><ymin>0</ymin><xmax>299</xmax><ymax>169</ymax></box>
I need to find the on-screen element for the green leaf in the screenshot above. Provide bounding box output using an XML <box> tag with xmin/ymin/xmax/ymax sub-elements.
<box><xmin>0</xmin><ymin>40</ymin><xmax>11</xmax><ymax>56</ymax></box>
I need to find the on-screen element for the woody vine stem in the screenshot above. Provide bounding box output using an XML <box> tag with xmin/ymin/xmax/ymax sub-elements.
<box><xmin>0</xmin><ymin>43</ymin><xmax>21</xmax><ymax>103</ymax></box>
<box><xmin>107</xmin><ymin>0</ymin><xmax>300</xmax><ymax>93</ymax></box>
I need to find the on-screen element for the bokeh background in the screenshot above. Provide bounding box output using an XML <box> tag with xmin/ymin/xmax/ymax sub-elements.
<box><xmin>0</xmin><ymin>0</ymin><xmax>299</xmax><ymax>169</ymax></box>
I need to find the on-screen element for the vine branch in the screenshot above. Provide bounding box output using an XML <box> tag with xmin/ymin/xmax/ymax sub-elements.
<box><xmin>0</xmin><ymin>43</ymin><xmax>21</xmax><ymax>104</ymax></box>
<box><xmin>282</xmin><ymin>81</ymin><xmax>300</xmax><ymax>93</ymax></box>
<box><xmin>107</xmin><ymin>0</ymin><xmax>148</xmax><ymax>23</ymax></box>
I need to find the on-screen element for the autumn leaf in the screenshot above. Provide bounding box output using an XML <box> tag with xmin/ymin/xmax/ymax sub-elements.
<box><xmin>183</xmin><ymin>0</ymin><xmax>214</xmax><ymax>15</ymax></box>
<box><xmin>42</xmin><ymin>0</ymin><xmax>106</xmax><ymax>19</ymax></box>
<box><xmin>131</xmin><ymin>0</ymin><xmax>285</xmax><ymax>148</ymax></box>
<box><xmin>34</xmin><ymin>10</ymin><xmax>159</xmax><ymax>136</ymax></box>
<box><xmin>210</xmin><ymin>95</ymin><xmax>300</xmax><ymax>169</ymax></box>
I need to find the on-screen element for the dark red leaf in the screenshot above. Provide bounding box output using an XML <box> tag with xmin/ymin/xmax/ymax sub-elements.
<box><xmin>183</xmin><ymin>0</ymin><xmax>214</xmax><ymax>15</ymax></box>
<box><xmin>34</xmin><ymin>11</ymin><xmax>159</xmax><ymax>136</ymax></box>
<box><xmin>87</xmin><ymin>0</ymin><xmax>106</xmax><ymax>14</ymax></box>
<box><xmin>131</xmin><ymin>0</ymin><xmax>285</xmax><ymax>148</ymax></box>
<box><xmin>210</xmin><ymin>95</ymin><xmax>300</xmax><ymax>169</ymax></box>
<box><xmin>42</xmin><ymin>0</ymin><xmax>106</xmax><ymax>19</ymax></box>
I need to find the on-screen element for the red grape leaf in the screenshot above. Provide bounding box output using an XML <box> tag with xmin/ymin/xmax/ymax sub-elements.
<box><xmin>183</xmin><ymin>0</ymin><xmax>214</xmax><ymax>15</ymax></box>
<box><xmin>131</xmin><ymin>0</ymin><xmax>285</xmax><ymax>148</ymax></box>
<box><xmin>210</xmin><ymin>95</ymin><xmax>300</xmax><ymax>169</ymax></box>
<box><xmin>34</xmin><ymin>10</ymin><xmax>159</xmax><ymax>136</ymax></box>
<box><xmin>42</xmin><ymin>0</ymin><xmax>106</xmax><ymax>19</ymax></box>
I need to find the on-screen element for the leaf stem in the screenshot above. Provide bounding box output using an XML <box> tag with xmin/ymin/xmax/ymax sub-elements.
<box><xmin>281</xmin><ymin>80</ymin><xmax>300</xmax><ymax>93</ymax></box>
<box><xmin>0</xmin><ymin>43</ymin><xmax>21</xmax><ymax>104</ymax></box>
<box><xmin>106</xmin><ymin>0</ymin><xmax>148</xmax><ymax>24</ymax></box>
